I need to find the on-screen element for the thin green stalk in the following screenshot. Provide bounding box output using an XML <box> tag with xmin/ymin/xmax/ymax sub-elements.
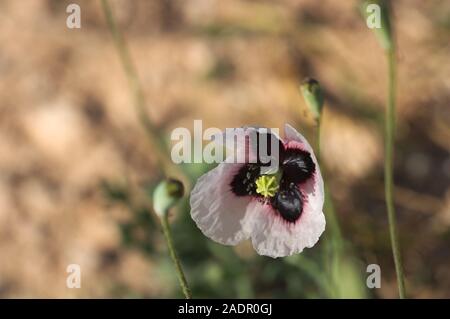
<box><xmin>384</xmin><ymin>48</ymin><xmax>406</xmax><ymax>298</ymax></box>
<box><xmin>316</xmin><ymin>119</ymin><xmax>343</xmax><ymax>298</ymax></box>
<box><xmin>160</xmin><ymin>212</ymin><xmax>192</xmax><ymax>299</ymax></box>
<box><xmin>102</xmin><ymin>0</ymin><xmax>192</xmax><ymax>298</ymax></box>
<box><xmin>316</xmin><ymin>118</ymin><xmax>322</xmax><ymax>162</ymax></box>
<box><xmin>101</xmin><ymin>0</ymin><xmax>171</xmax><ymax>173</ymax></box>
<box><xmin>316</xmin><ymin>118</ymin><xmax>342</xmax><ymax>246</ymax></box>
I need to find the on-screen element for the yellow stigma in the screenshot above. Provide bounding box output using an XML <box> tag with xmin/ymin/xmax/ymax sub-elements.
<box><xmin>255</xmin><ymin>175</ymin><xmax>279</xmax><ymax>198</ymax></box>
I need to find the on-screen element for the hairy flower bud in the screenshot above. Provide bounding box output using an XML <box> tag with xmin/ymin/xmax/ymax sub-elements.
<box><xmin>300</xmin><ymin>78</ymin><xmax>324</xmax><ymax>122</ymax></box>
<box><xmin>153</xmin><ymin>178</ymin><xmax>184</xmax><ymax>217</ymax></box>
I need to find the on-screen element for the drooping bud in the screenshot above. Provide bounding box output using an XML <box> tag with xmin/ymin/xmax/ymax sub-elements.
<box><xmin>300</xmin><ymin>78</ymin><xmax>324</xmax><ymax>122</ymax></box>
<box><xmin>153</xmin><ymin>178</ymin><xmax>184</xmax><ymax>217</ymax></box>
<box><xmin>361</xmin><ymin>0</ymin><xmax>393</xmax><ymax>51</ymax></box>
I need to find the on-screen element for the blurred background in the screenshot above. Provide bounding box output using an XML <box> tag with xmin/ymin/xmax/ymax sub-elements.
<box><xmin>0</xmin><ymin>0</ymin><xmax>449</xmax><ymax>298</ymax></box>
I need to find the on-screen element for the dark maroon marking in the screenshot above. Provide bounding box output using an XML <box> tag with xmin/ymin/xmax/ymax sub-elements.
<box><xmin>281</xmin><ymin>148</ymin><xmax>315</xmax><ymax>184</ymax></box>
<box><xmin>230</xmin><ymin>164</ymin><xmax>260</xmax><ymax>196</ymax></box>
<box><xmin>270</xmin><ymin>181</ymin><xmax>303</xmax><ymax>223</ymax></box>
<box><xmin>229</xmin><ymin>133</ymin><xmax>313</xmax><ymax>223</ymax></box>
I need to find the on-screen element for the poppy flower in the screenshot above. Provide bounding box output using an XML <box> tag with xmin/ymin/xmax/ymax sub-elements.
<box><xmin>189</xmin><ymin>124</ymin><xmax>325</xmax><ymax>258</ymax></box>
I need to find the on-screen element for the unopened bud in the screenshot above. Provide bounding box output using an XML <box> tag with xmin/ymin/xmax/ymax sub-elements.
<box><xmin>300</xmin><ymin>78</ymin><xmax>324</xmax><ymax>122</ymax></box>
<box><xmin>153</xmin><ymin>178</ymin><xmax>184</xmax><ymax>217</ymax></box>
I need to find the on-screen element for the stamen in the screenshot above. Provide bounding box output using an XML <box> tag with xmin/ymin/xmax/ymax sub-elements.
<box><xmin>255</xmin><ymin>175</ymin><xmax>279</xmax><ymax>198</ymax></box>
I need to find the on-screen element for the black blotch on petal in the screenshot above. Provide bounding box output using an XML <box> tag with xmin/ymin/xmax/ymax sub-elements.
<box><xmin>271</xmin><ymin>182</ymin><xmax>303</xmax><ymax>223</ymax></box>
<box><xmin>230</xmin><ymin>164</ymin><xmax>260</xmax><ymax>196</ymax></box>
<box><xmin>281</xmin><ymin>148</ymin><xmax>315</xmax><ymax>184</ymax></box>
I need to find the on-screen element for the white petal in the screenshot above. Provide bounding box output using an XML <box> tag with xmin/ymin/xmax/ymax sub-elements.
<box><xmin>212</xmin><ymin>126</ymin><xmax>281</xmax><ymax>144</ymax></box>
<box><xmin>190</xmin><ymin>162</ymin><xmax>253</xmax><ymax>245</ymax></box>
<box><xmin>244</xmin><ymin>200</ymin><xmax>326</xmax><ymax>258</ymax></box>
<box><xmin>211</xmin><ymin>127</ymin><xmax>257</xmax><ymax>152</ymax></box>
<box><xmin>212</xmin><ymin>126</ymin><xmax>281</xmax><ymax>166</ymax></box>
<box><xmin>284</xmin><ymin>123</ymin><xmax>314</xmax><ymax>153</ymax></box>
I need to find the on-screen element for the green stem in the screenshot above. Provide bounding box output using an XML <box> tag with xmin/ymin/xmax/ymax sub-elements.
<box><xmin>385</xmin><ymin>48</ymin><xmax>406</xmax><ymax>298</ymax></box>
<box><xmin>100</xmin><ymin>0</ymin><xmax>172</xmax><ymax>174</ymax></box>
<box><xmin>316</xmin><ymin>118</ymin><xmax>322</xmax><ymax>162</ymax></box>
<box><xmin>160</xmin><ymin>212</ymin><xmax>192</xmax><ymax>299</ymax></box>
<box><xmin>316</xmin><ymin>119</ymin><xmax>342</xmax><ymax>246</ymax></box>
<box><xmin>316</xmin><ymin>118</ymin><xmax>344</xmax><ymax>298</ymax></box>
<box><xmin>101</xmin><ymin>0</ymin><xmax>192</xmax><ymax>298</ymax></box>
